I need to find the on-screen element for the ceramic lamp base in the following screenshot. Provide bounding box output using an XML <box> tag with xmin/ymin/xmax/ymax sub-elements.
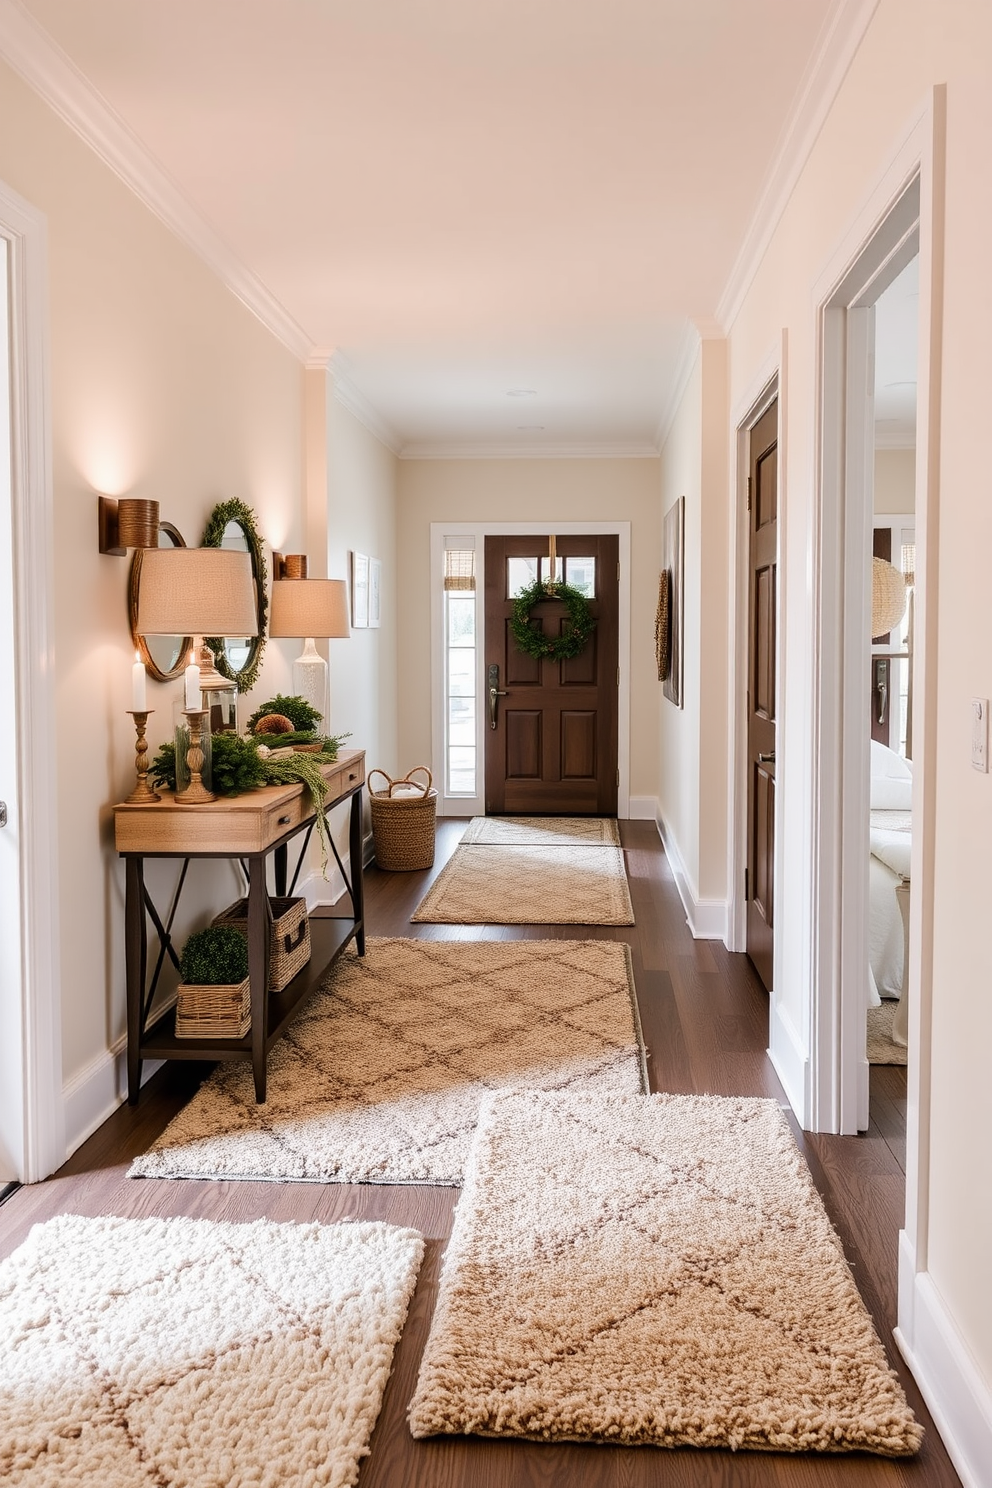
<box><xmin>292</xmin><ymin>638</ymin><xmax>329</xmax><ymax>729</ymax></box>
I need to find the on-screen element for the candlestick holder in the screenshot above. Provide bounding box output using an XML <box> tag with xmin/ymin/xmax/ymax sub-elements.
<box><xmin>175</xmin><ymin>708</ymin><xmax>216</xmax><ymax>804</ymax></box>
<box><xmin>125</xmin><ymin>710</ymin><xmax>161</xmax><ymax>804</ymax></box>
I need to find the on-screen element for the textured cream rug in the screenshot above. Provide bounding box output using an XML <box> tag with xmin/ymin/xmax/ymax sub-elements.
<box><xmin>409</xmin><ymin>1090</ymin><xmax>922</xmax><ymax>1456</ymax></box>
<box><xmin>412</xmin><ymin>824</ymin><xmax>634</xmax><ymax>925</ymax></box>
<box><xmin>867</xmin><ymin>1001</ymin><xmax>908</xmax><ymax>1065</ymax></box>
<box><xmin>132</xmin><ymin>938</ymin><xmax>646</xmax><ymax>1185</ymax></box>
<box><xmin>1</xmin><ymin>1212</ymin><xmax>423</xmax><ymax>1488</ymax></box>
<box><xmin>461</xmin><ymin>816</ymin><xmax>621</xmax><ymax>846</ymax></box>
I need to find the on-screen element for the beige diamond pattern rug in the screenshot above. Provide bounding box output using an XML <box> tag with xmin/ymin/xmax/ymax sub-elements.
<box><xmin>131</xmin><ymin>938</ymin><xmax>646</xmax><ymax>1185</ymax></box>
<box><xmin>412</xmin><ymin>818</ymin><xmax>634</xmax><ymax>925</ymax></box>
<box><xmin>408</xmin><ymin>1089</ymin><xmax>923</xmax><ymax>1457</ymax></box>
<box><xmin>0</xmin><ymin>1213</ymin><xmax>423</xmax><ymax>1488</ymax></box>
<box><xmin>461</xmin><ymin>816</ymin><xmax>621</xmax><ymax>846</ymax></box>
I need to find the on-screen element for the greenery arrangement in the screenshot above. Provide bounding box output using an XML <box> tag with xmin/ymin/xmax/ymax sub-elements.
<box><xmin>509</xmin><ymin>580</ymin><xmax>596</xmax><ymax>663</ymax></box>
<box><xmin>201</xmin><ymin>498</ymin><xmax>268</xmax><ymax>692</ymax></box>
<box><xmin>150</xmin><ymin>733</ymin><xmax>267</xmax><ymax>796</ymax></box>
<box><xmin>179</xmin><ymin>926</ymin><xmax>249</xmax><ymax>987</ymax></box>
<box><xmin>247</xmin><ymin>694</ymin><xmax>322</xmax><ymax>733</ymax></box>
<box><xmin>149</xmin><ymin>727</ymin><xmax>347</xmax><ymax>874</ymax></box>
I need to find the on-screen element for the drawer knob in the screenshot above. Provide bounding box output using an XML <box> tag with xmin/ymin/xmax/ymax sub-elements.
<box><xmin>349</xmin><ymin>773</ymin><xmax>356</xmax><ymax>781</ymax></box>
<box><xmin>278</xmin><ymin>814</ymin><xmax>292</xmax><ymax>824</ymax></box>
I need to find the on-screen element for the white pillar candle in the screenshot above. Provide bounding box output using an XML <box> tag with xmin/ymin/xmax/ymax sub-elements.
<box><xmin>184</xmin><ymin>653</ymin><xmax>201</xmax><ymax>711</ymax></box>
<box><xmin>131</xmin><ymin>651</ymin><xmax>147</xmax><ymax>711</ymax></box>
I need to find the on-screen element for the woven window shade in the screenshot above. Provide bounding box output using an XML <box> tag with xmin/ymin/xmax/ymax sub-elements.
<box><xmin>444</xmin><ymin>549</ymin><xmax>476</xmax><ymax>591</ymax></box>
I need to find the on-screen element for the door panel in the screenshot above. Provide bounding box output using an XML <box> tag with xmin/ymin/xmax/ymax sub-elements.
<box><xmin>746</xmin><ymin>400</ymin><xmax>778</xmax><ymax>991</ymax></box>
<box><xmin>485</xmin><ymin>534</ymin><xmax>619</xmax><ymax>815</ymax></box>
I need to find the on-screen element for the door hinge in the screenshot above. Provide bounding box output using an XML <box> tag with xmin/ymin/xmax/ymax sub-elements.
<box><xmin>744</xmin><ymin>866</ymin><xmax>749</xmax><ymax>901</ymax></box>
<box><xmin>617</xmin><ymin>767</ymin><xmax>621</xmax><ymax>787</ymax></box>
<box><xmin>746</xmin><ymin>475</ymin><xmax>752</xmax><ymax>511</ymax></box>
<box><xmin>617</xmin><ymin>666</ymin><xmax>621</xmax><ymax>688</ymax></box>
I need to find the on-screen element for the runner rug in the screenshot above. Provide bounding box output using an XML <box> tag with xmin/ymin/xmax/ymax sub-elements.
<box><xmin>0</xmin><ymin>1213</ymin><xmax>423</xmax><ymax>1488</ymax></box>
<box><xmin>131</xmin><ymin>938</ymin><xmax>646</xmax><ymax>1185</ymax></box>
<box><xmin>408</xmin><ymin>1089</ymin><xmax>923</xmax><ymax>1457</ymax></box>
<box><xmin>412</xmin><ymin>817</ymin><xmax>634</xmax><ymax>925</ymax></box>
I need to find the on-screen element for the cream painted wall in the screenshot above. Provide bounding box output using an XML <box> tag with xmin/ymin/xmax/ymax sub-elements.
<box><xmin>324</xmin><ymin>393</ymin><xmax>398</xmax><ymax>857</ymax></box>
<box><xmin>874</xmin><ymin>446</ymin><xmax>916</xmax><ymax>514</ymax></box>
<box><xmin>658</xmin><ymin>340</ymin><xmax>730</xmax><ymax>910</ymax></box>
<box><xmin>0</xmin><ymin>62</ymin><xmax>305</xmax><ymax>1131</ymax></box>
<box><xmin>395</xmin><ymin>458</ymin><xmax>660</xmax><ymax>800</ymax></box>
<box><xmin>726</xmin><ymin>0</ymin><xmax>992</xmax><ymax>1401</ymax></box>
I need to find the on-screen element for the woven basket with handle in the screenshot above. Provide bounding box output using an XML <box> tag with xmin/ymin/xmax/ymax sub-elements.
<box><xmin>211</xmin><ymin>896</ymin><xmax>311</xmax><ymax>993</ymax></box>
<box><xmin>369</xmin><ymin>766</ymin><xmax>437</xmax><ymax>871</ymax></box>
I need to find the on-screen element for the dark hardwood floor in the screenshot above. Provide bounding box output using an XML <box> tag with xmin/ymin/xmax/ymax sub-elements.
<box><xmin>0</xmin><ymin>820</ymin><xmax>958</xmax><ymax>1486</ymax></box>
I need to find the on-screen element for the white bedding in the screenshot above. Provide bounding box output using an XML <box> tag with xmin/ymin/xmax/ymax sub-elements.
<box><xmin>868</xmin><ymin>742</ymin><xmax>913</xmax><ymax>1003</ymax></box>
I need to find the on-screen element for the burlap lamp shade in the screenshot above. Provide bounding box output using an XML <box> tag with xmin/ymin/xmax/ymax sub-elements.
<box><xmin>871</xmin><ymin>556</ymin><xmax>908</xmax><ymax>640</ymax></box>
<box><xmin>136</xmin><ymin>548</ymin><xmax>257</xmax><ymax>639</ymax></box>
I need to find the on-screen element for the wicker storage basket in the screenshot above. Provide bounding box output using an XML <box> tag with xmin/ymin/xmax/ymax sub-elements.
<box><xmin>176</xmin><ymin>977</ymin><xmax>250</xmax><ymax>1039</ymax></box>
<box><xmin>212</xmin><ymin>896</ymin><xmax>311</xmax><ymax>992</ymax></box>
<box><xmin>369</xmin><ymin>767</ymin><xmax>437</xmax><ymax>871</ymax></box>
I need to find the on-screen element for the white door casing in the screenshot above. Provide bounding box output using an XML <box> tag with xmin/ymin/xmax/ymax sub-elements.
<box><xmin>0</xmin><ymin>179</ymin><xmax>64</xmax><ymax>1183</ymax></box>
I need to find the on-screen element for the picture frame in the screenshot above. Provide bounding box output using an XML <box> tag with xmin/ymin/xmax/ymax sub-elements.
<box><xmin>350</xmin><ymin>551</ymin><xmax>370</xmax><ymax>629</ymax></box>
<box><xmin>369</xmin><ymin>557</ymin><xmax>382</xmax><ymax>628</ymax></box>
<box><xmin>662</xmin><ymin>496</ymin><xmax>684</xmax><ymax>708</ymax></box>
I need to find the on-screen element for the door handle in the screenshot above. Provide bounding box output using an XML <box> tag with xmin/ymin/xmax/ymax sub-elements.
<box><xmin>757</xmin><ymin>751</ymin><xmax>776</xmax><ymax>764</ymax></box>
<box><xmin>875</xmin><ymin>658</ymin><xmax>889</xmax><ymax>726</ymax></box>
<box><xmin>487</xmin><ymin>663</ymin><xmax>508</xmax><ymax>729</ymax></box>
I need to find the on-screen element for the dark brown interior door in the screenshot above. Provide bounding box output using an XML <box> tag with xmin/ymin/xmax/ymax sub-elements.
<box><xmin>746</xmin><ymin>401</ymin><xmax>778</xmax><ymax>991</ymax></box>
<box><xmin>484</xmin><ymin>534</ymin><xmax>619</xmax><ymax>816</ymax></box>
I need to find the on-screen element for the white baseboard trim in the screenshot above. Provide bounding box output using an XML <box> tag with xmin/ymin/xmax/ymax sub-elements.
<box><xmin>653</xmin><ymin>804</ymin><xmax>726</xmax><ymax>940</ymax></box>
<box><xmin>767</xmin><ymin>997</ymin><xmax>810</xmax><ymax>1125</ymax></box>
<box><xmin>62</xmin><ymin>1039</ymin><xmax>162</xmax><ymax>1161</ymax></box>
<box><xmin>896</xmin><ymin>1234</ymin><xmax>992</xmax><ymax>1488</ymax></box>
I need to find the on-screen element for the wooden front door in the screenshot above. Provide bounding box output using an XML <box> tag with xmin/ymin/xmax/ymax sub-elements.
<box><xmin>484</xmin><ymin>534</ymin><xmax>619</xmax><ymax>815</ymax></box>
<box><xmin>746</xmin><ymin>401</ymin><xmax>778</xmax><ymax>991</ymax></box>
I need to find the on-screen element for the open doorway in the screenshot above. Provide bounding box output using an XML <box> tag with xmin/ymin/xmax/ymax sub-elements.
<box><xmin>867</xmin><ymin>256</ymin><xmax>918</xmax><ymax>1070</ymax></box>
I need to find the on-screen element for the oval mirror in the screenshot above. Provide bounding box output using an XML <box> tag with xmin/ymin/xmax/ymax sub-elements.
<box><xmin>129</xmin><ymin>522</ymin><xmax>192</xmax><ymax>682</ymax></box>
<box><xmin>201</xmin><ymin>499</ymin><xmax>268</xmax><ymax>693</ymax></box>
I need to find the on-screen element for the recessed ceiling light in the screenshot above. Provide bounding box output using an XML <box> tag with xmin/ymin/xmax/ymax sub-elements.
<box><xmin>517</xmin><ymin>425</ymin><xmax>545</xmax><ymax>431</ymax></box>
<box><xmin>506</xmin><ymin>388</ymin><xmax>538</xmax><ymax>398</ymax></box>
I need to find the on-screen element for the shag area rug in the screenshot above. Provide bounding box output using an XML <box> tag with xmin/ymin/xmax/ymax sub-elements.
<box><xmin>1</xmin><ymin>1212</ymin><xmax>423</xmax><ymax>1488</ymax></box>
<box><xmin>461</xmin><ymin>816</ymin><xmax>621</xmax><ymax>847</ymax></box>
<box><xmin>408</xmin><ymin>1090</ymin><xmax>923</xmax><ymax>1457</ymax></box>
<box><xmin>131</xmin><ymin>938</ymin><xmax>646</xmax><ymax>1185</ymax></box>
<box><xmin>867</xmin><ymin>1001</ymin><xmax>908</xmax><ymax>1065</ymax></box>
<box><xmin>412</xmin><ymin>819</ymin><xmax>634</xmax><ymax>925</ymax></box>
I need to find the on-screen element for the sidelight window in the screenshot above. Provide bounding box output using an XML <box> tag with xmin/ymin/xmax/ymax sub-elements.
<box><xmin>443</xmin><ymin>542</ymin><xmax>477</xmax><ymax>795</ymax></box>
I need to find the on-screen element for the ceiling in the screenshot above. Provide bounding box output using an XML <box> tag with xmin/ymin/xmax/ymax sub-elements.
<box><xmin>12</xmin><ymin>0</ymin><xmax>849</xmax><ymax>455</ymax></box>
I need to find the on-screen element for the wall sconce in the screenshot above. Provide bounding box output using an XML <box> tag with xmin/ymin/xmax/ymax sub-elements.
<box><xmin>98</xmin><ymin>496</ymin><xmax>160</xmax><ymax>556</ymax></box>
<box><xmin>269</xmin><ymin>557</ymin><xmax>350</xmax><ymax>727</ymax></box>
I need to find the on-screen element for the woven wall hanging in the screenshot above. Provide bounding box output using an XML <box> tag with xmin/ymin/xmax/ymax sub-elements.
<box><xmin>655</xmin><ymin>570</ymin><xmax>670</xmax><ymax>681</ymax></box>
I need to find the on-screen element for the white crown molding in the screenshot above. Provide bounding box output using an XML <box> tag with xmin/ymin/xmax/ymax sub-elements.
<box><xmin>716</xmin><ymin>0</ymin><xmax>881</xmax><ymax>332</ymax></box>
<box><xmin>0</xmin><ymin>0</ymin><xmax>313</xmax><ymax>362</ymax></box>
<box><xmin>654</xmin><ymin>320</ymin><xmax>701</xmax><ymax>453</ymax></box>
<box><xmin>327</xmin><ymin>351</ymin><xmax>401</xmax><ymax>454</ymax></box>
<box><xmin>399</xmin><ymin>440</ymin><xmax>661</xmax><ymax>461</ymax></box>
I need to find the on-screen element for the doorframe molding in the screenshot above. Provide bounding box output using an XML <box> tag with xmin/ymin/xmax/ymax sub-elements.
<box><xmin>429</xmin><ymin>521</ymin><xmax>631</xmax><ymax>819</ymax></box>
<box><xmin>0</xmin><ymin>177</ymin><xmax>65</xmax><ymax>1182</ymax></box>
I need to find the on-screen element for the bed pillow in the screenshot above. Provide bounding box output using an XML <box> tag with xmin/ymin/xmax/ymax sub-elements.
<box><xmin>870</xmin><ymin>740</ymin><xmax>913</xmax><ymax>810</ymax></box>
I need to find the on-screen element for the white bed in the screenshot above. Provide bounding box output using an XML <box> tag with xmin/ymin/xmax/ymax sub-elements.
<box><xmin>868</xmin><ymin>741</ymin><xmax>913</xmax><ymax>1007</ymax></box>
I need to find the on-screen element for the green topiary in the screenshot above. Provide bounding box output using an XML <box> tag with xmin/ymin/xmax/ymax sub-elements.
<box><xmin>179</xmin><ymin>926</ymin><xmax>249</xmax><ymax>986</ymax></box>
<box><xmin>247</xmin><ymin>694</ymin><xmax>322</xmax><ymax>733</ymax></box>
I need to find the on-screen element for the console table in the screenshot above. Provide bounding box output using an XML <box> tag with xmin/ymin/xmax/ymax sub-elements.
<box><xmin>114</xmin><ymin>749</ymin><xmax>365</xmax><ymax>1105</ymax></box>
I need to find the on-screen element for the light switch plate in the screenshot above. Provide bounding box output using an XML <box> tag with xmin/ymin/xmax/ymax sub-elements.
<box><xmin>972</xmin><ymin>698</ymin><xmax>989</xmax><ymax>772</ymax></box>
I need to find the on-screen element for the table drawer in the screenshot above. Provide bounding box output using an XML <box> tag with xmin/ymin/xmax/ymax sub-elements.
<box><xmin>260</xmin><ymin>790</ymin><xmax>309</xmax><ymax>843</ymax></box>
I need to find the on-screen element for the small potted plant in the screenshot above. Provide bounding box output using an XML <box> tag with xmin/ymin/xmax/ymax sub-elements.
<box><xmin>175</xmin><ymin>925</ymin><xmax>251</xmax><ymax>1039</ymax></box>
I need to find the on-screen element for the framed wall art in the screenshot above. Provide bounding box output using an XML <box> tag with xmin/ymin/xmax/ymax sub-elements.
<box><xmin>369</xmin><ymin>557</ymin><xmax>382</xmax><ymax>628</ymax></box>
<box><xmin>662</xmin><ymin>496</ymin><xmax>684</xmax><ymax>708</ymax></box>
<box><xmin>350</xmin><ymin>551</ymin><xmax>370</xmax><ymax>628</ymax></box>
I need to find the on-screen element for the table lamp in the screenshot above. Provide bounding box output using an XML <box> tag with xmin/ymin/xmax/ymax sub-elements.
<box><xmin>269</xmin><ymin>567</ymin><xmax>350</xmax><ymax>728</ymax></box>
